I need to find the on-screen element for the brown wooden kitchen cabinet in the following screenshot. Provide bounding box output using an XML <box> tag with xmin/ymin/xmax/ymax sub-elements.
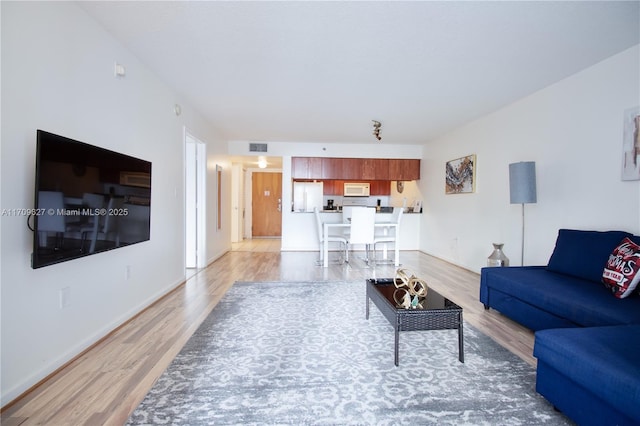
<box><xmin>362</xmin><ymin>159</ymin><xmax>389</xmax><ymax>180</ymax></box>
<box><xmin>369</xmin><ymin>181</ymin><xmax>391</xmax><ymax>195</ymax></box>
<box><xmin>323</xmin><ymin>179</ymin><xmax>344</xmax><ymax>195</ymax></box>
<box><xmin>292</xmin><ymin>157</ymin><xmax>322</xmax><ymax>179</ymax></box>
<box><xmin>294</xmin><ymin>157</ymin><xmax>420</xmax><ymax>181</ymax></box>
<box><xmin>389</xmin><ymin>159</ymin><xmax>420</xmax><ymax>181</ymax></box>
<box><xmin>321</xmin><ymin>158</ymin><xmax>338</xmax><ymax>179</ymax></box>
<box><xmin>342</xmin><ymin>158</ymin><xmax>363</xmax><ymax>180</ymax></box>
<box><xmin>322</xmin><ymin>158</ymin><xmax>362</xmax><ymax>180</ymax></box>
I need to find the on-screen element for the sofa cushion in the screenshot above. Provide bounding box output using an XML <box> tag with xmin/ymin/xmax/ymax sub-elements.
<box><xmin>481</xmin><ymin>266</ymin><xmax>640</xmax><ymax>327</ymax></box>
<box><xmin>547</xmin><ymin>229</ymin><xmax>632</xmax><ymax>283</ymax></box>
<box><xmin>631</xmin><ymin>235</ymin><xmax>640</xmax><ymax>296</ymax></box>
<box><xmin>602</xmin><ymin>237</ymin><xmax>640</xmax><ymax>298</ymax></box>
<box><xmin>534</xmin><ymin>325</ymin><xmax>640</xmax><ymax>422</ymax></box>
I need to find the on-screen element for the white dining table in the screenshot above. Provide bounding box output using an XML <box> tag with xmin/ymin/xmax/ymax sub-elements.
<box><xmin>323</xmin><ymin>222</ymin><xmax>399</xmax><ymax>267</ymax></box>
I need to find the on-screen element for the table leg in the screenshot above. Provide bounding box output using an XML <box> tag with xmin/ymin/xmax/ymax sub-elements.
<box><xmin>394</xmin><ymin>243</ymin><xmax>399</xmax><ymax>267</ymax></box>
<box><xmin>381</xmin><ymin>227</ymin><xmax>389</xmax><ymax>261</ymax></box>
<box><xmin>458</xmin><ymin>313</ymin><xmax>464</xmax><ymax>363</ymax></box>
<box><xmin>394</xmin><ymin>223</ymin><xmax>400</xmax><ymax>266</ymax></box>
<box><xmin>323</xmin><ymin>223</ymin><xmax>329</xmax><ymax>267</ymax></box>
<box><xmin>365</xmin><ymin>286</ymin><xmax>370</xmax><ymax>319</ymax></box>
<box><xmin>394</xmin><ymin>319</ymin><xmax>400</xmax><ymax>366</ymax></box>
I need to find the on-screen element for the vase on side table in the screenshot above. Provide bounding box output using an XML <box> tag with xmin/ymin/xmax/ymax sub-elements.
<box><xmin>487</xmin><ymin>243</ymin><xmax>509</xmax><ymax>267</ymax></box>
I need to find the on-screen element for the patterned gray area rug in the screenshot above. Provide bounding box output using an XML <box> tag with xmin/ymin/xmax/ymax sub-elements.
<box><xmin>127</xmin><ymin>281</ymin><xmax>572</xmax><ymax>425</ymax></box>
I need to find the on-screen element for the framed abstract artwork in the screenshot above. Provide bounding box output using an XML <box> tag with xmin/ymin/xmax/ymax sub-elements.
<box><xmin>445</xmin><ymin>154</ymin><xmax>476</xmax><ymax>194</ymax></box>
<box><xmin>621</xmin><ymin>106</ymin><xmax>640</xmax><ymax>181</ymax></box>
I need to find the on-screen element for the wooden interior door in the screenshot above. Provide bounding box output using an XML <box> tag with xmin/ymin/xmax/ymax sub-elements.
<box><xmin>252</xmin><ymin>172</ymin><xmax>282</xmax><ymax>237</ymax></box>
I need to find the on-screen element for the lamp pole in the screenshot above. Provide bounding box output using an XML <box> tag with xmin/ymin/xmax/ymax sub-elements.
<box><xmin>521</xmin><ymin>203</ymin><xmax>525</xmax><ymax>266</ymax></box>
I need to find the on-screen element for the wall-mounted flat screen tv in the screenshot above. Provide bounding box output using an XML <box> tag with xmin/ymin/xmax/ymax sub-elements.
<box><xmin>32</xmin><ymin>130</ymin><xmax>152</xmax><ymax>268</ymax></box>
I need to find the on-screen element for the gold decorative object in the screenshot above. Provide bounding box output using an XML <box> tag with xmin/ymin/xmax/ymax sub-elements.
<box><xmin>393</xmin><ymin>268</ymin><xmax>428</xmax><ymax>309</ymax></box>
<box><xmin>395</xmin><ymin>268</ymin><xmax>411</xmax><ymax>288</ymax></box>
<box><xmin>409</xmin><ymin>277</ymin><xmax>428</xmax><ymax>297</ymax></box>
<box><xmin>393</xmin><ymin>288</ymin><xmax>412</xmax><ymax>308</ymax></box>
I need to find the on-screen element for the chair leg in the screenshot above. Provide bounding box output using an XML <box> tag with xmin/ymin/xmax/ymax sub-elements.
<box><xmin>373</xmin><ymin>242</ymin><xmax>396</xmax><ymax>265</ymax></box>
<box><xmin>318</xmin><ymin>241</ymin><xmax>348</xmax><ymax>265</ymax></box>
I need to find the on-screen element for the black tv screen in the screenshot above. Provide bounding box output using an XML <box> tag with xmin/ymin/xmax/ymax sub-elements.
<box><xmin>32</xmin><ymin>130</ymin><xmax>151</xmax><ymax>268</ymax></box>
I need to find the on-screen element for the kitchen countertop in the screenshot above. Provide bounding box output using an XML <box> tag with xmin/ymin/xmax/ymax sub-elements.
<box><xmin>284</xmin><ymin>208</ymin><xmax>421</xmax><ymax>251</ymax></box>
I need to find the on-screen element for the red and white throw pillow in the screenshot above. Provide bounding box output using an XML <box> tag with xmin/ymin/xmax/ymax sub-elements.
<box><xmin>602</xmin><ymin>237</ymin><xmax>640</xmax><ymax>299</ymax></box>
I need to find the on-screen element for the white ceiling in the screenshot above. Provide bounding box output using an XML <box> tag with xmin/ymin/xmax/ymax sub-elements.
<box><xmin>79</xmin><ymin>1</ymin><xmax>639</xmax><ymax>145</ymax></box>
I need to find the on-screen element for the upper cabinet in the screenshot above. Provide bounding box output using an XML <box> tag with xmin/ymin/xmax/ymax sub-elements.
<box><xmin>340</xmin><ymin>158</ymin><xmax>364</xmax><ymax>180</ymax></box>
<box><xmin>321</xmin><ymin>158</ymin><xmax>362</xmax><ymax>179</ymax></box>
<box><xmin>291</xmin><ymin>157</ymin><xmax>322</xmax><ymax>179</ymax></box>
<box><xmin>389</xmin><ymin>159</ymin><xmax>420</xmax><ymax>181</ymax></box>
<box><xmin>292</xmin><ymin>157</ymin><xmax>419</xmax><ymax>181</ymax></box>
<box><xmin>362</xmin><ymin>159</ymin><xmax>389</xmax><ymax>180</ymax></box>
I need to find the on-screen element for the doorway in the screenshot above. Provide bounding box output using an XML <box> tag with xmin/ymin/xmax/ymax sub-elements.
<box><xmin>185</xmin><ymin>132</ymin><xmax>206</xmax><ymax>272</ymax></box>
<box><xmin>251</xmin><ymin>172</ymin><xmax>282</xmax><ymax>237</ymax></box>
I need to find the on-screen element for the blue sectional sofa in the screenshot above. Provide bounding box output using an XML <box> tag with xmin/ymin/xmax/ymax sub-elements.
<box><xmin>479</xmin><ymin>229</ymin><xmax>640</xmax><ymax>426</ymax></box>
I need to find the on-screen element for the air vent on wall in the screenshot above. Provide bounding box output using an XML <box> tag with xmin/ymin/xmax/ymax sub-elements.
<box><xmin>249</xmin><ymin>143</ymin><xmax>268</xmax><ymax>153</ymax></box>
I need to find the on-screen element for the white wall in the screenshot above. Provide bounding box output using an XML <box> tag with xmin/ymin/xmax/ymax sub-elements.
<box><xmin>205</xmin><ymin>154</ymin><xmax>233</xmax><ymax>264</ymax></box>
<box><xmin>420</xmin><ymin>45</ymin><xmax>640</xmax><ymax>272</ymax></box>
<box><xmin>0</xmin><ymin>2</ymin><xmax>227</xmax><ymax>405</ymax></box>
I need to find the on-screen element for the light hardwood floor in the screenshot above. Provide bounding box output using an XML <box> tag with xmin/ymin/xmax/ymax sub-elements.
<box><xmin>1</xmin><ymin>240</ymin><xmax>535</xmax><ymax>425</ymax></box>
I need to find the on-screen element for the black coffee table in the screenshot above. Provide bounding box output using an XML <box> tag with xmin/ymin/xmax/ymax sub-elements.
<box><xmin>366</xmin><ymin>278</ymin><xmax>464</xmax><ymax>366</ymax></box>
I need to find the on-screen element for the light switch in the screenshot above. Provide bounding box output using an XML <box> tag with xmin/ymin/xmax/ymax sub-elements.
<box><xmin>114</xmin><ymin>63</ymin><xmax>126</xmax><ymax>77</ymax></box>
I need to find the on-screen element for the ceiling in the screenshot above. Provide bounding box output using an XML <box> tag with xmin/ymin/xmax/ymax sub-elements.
<box><xmin>79</xmin><ymin>1</ymin><xmax>639</xmax><ymax>146</ymax></box>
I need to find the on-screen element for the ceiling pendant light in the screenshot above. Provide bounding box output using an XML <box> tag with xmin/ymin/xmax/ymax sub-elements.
<box><xmin>372</xmin><ymin>120</ymin><xmax>382</xmax><ymax>141</ymax></box>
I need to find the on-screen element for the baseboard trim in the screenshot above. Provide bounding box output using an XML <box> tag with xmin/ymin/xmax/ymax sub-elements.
<box><xmin>1</xmin><ymin>276</ymin><xmax>187</xmax><ymax>412</ymax></box>
<box><xmin>418</xmin><ymin>250</ymin><xmax>480</xmax><ymax>275</ymax></box>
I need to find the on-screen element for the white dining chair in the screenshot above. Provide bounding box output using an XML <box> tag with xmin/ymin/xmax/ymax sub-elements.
<box><xmin>374</xmin><ymin>206</ymin><xmax>403</xmax><ymax>265</ymax></box>
<box><xmin>314</xmin><ymin>207</ymin><xmax>348</xmax><ymax>265</ymax></box>
<box><xmin>348</xmin><ymin>206</ymin><xmax>376</xmax><ymax>265</ymax></box>
<box><xmin>65</xmin><ymin>193</ymin><xmax>105</xmax><ymax>253</ymax></box>
<box><xmin>94</xmin><ymin>196</ymin><xmax>125</xmax><ymax>250</ymax></box>
<box><xmin>36</xmin><ymin>191</ymin><xmax>66</xmax><ymax>249</ymax></box>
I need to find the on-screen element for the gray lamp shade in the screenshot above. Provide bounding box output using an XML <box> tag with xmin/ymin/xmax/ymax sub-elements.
<box><xmin>509</xmin><ymin>162</ymin><xmax>537</xmax><ymax>204</ymax></box>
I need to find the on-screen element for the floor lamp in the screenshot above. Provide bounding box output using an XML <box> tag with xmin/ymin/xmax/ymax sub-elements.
<box><xmin>509</xmin><ymin>162</ymin><xmax>537</xmax><ymax>266</ymax></box>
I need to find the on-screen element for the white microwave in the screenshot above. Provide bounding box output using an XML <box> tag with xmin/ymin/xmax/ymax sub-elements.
<box><xmin>343</xmin><ymin>182</ymin><xmax>370</xmax><ymax>197</ymax></box>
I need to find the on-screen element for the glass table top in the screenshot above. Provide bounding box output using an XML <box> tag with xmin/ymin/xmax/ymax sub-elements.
<box><xmin>367</xmin><ymin>278</ymin><xmax>461</xmax><ymax>311</ymax></box>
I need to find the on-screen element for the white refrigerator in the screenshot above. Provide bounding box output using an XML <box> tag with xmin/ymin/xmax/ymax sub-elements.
<box><xmin>293</xmin><ymin>182</ymin><xmax>324</xmax><ymax>212</ymax></box>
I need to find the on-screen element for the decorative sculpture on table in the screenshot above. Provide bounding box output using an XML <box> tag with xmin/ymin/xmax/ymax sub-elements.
<box><xmin>393</xmin><ymin>268</ymin><xmax>428</xmax><ymax>309</ymax></box>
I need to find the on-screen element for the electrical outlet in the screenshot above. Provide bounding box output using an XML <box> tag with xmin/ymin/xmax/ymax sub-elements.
<box><xmin>59</xmin><ymin>287</ymin><xmax>71</xmax><ymax>309</ymax></box>
<box><xmin>450</xmin><ymin>237</ymin><xmax>459</xmax><ymax>261</ymax></box>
